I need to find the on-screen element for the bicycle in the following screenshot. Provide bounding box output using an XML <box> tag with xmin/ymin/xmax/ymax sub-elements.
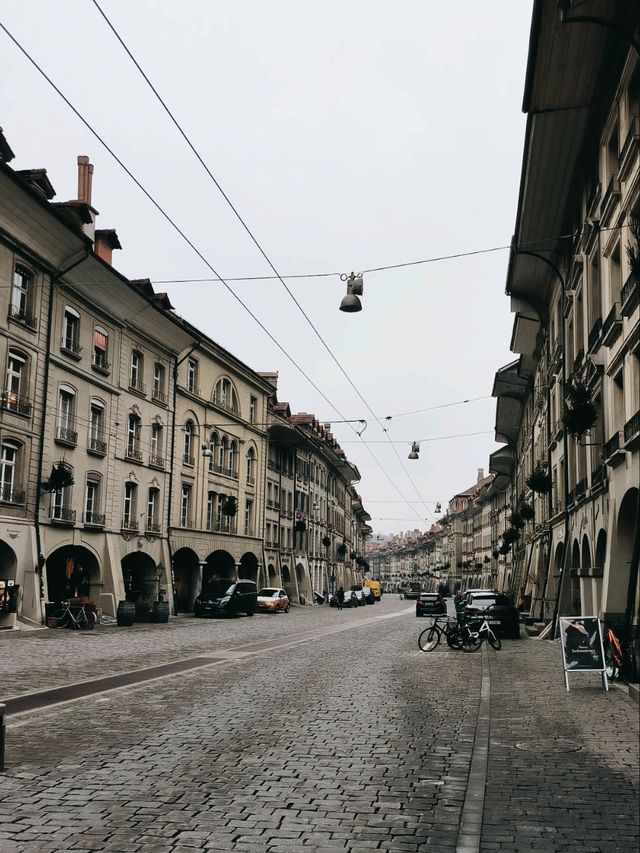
<box><xmin>52</xmin><ymin>602</ymin><xmax>97</xmax><ymax>630</ymax></box>
<box><xmin>418</xmin><ymin>617</ymin><xmax>463</xmax><ymax>651</ymax></box>
<box><xmin>460</xmin><ymin>615</ymin><xmax>501</xmax><ymax>652</ymax></box>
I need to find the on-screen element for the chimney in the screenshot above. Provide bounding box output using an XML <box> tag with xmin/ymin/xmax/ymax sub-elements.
<box><xmin>477</xmin><ymin>467</ymin><xmax>484</xmax><ymax>483</ymax></box>
<box><xmin>94</xmin><ymin>229</ymin><xmax>122</xmax><ymax>266</ymax></box>
<box><xmin>77</xmin><ymin>155</ymin><xmax>93</xmax><ymax>205</ymax></box>
<box><xmin>257</xmin><ymin>372</ymin><xmax>279</xmax><ymax>390</ymax></box>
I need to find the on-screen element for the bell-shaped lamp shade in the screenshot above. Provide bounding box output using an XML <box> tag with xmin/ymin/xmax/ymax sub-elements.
<box><xmin>408</xmin><ymin>441</ymin><xmax>420</xmax><ymax>460</ymax></box>
<box><xmin>340</xmin><ymin>292</ymin><xmax>362</xmax><ymax>312</ymax></box>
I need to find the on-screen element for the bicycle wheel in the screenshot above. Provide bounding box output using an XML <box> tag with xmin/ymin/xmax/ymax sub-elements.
<box><xmin>487</xmin><ymin>632</ymin><xmax>502</xmax><ymax>651</ymax></box>
<box><xmin>419</xmin><ymin>625</ymin><xmax>442</xmax><ymax>652</ymax></box>
<box><xmin>445</xmin><ymin>626</ymin><xmax>462</xmax><ymax>649</ymax></box>
<box><xmin>56</xmin><ymin>608</ymin><xmax>72</xmax><ymax>629</ymax></box>
<box><xmin>460</xmin><ymin>629</ymin><xmax>482</xmax><ymax>652</ymax></box>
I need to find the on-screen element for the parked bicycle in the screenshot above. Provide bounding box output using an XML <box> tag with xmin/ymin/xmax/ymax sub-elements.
<box><xmin>601</xmin><ymin>622</ymin><xmax>638</xmax><ymax>682</ymax></box>
<box><xmin>459</xmin><ymin>615</ymin><xmax>501</xmax><ymax>652</ymax></box>
<box><xmin>418</xmin><ymin>617</ymin><xmax>464</xmax><ymax>652</ymax></box>
<box><xmin>51</xmin><ymin>601</ymin><xmax>97</xmax><ymax>630</ymax></box>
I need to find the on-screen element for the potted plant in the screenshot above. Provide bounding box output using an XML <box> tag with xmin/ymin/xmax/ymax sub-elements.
<box><xmin>350</xmin><ymin>551</ymin><xmax>357</xmax><ymax>560</ymax></box>
<box><xmin>563</xmin><ymin>381</ymin><xmax>598</xmax><ymax>438</ymax></box>
<box><xmin>525</xmin><ymin>464</ymin><xmax>552</xmax><ymax>495</ymax></box>
<box><xmin>222</xmin><ymin>496</ymin><xmax>238</xmax><ymax>517</ymax></box>
<box><xmin>134</xmin><ymin>596</ymin><xmax>153</xmax><ymax>623</ymax></box>
<box><xmin>508</xmin><ymin>510</ymin><xmax>525</xmax><ymax>529</ymax></box>
<box><xmin>492</xmin><ymin>549</ymin><xmax>500</xmax><ymax>560</ymax></box>
<box><xmin>518</xmin><ymin>501</ymin><xmax>535</xmax><ymax>521</ymax></box>
<box><xmin>294</xmin><ymin>519</ymin><xmax>307</xmax><ymax>533</ymax></box>
<box><xmin>337</xmin><ymin>542</ymin><xmax>348</xmax><ymax>557</ymax></box>
<box><xmin>502</xmin><ymin>527</ymin><xmax>520</xmax><ymax>545</ymax></box>
<box><xmin>41</xmin><ymin>461</ymin><xmax>74</xmax><ymax>493</ymax></box>
<box><xmin>322</xmin><ymin>535</ymin><xmax>331</xmax><ymax>548</ymax></box>
<box><xmin>498</xmin><ymin>542</ymin><xmax>510</xmax><ymax>556</ymax></box>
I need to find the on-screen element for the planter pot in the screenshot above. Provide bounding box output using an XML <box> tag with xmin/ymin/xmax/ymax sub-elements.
<box><xmin>116</xmin><ymin>600</ymin><xmax>135</xmax><ymax>627</ymax></box>
<box><xmin>134</xmin><ymin>607</ymin><xmax>150</xmax><ymax>623</ymax></box>
<box><xmin>151</xmin><ymin>601</ymin><xmax>170</xmax><ymax>624</ymax></box>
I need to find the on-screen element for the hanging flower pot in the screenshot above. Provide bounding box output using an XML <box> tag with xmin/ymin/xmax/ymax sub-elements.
<box><xmin>350</xmin><ymin>551</ymin><xmax>357</xmax><ymax>560</ymax></box>
<box><xmin>563</xmin><ymin>381</ymin><xmax>598</xmax><ymax>438</ymax></box>
<box><xmin>294</xmin><ymin>519</ymin><xmax>307</xmax><ymax>533</ymax></box>
<box><xmin>498</xmin><ymin>542</ymin><xmax>510</xmax><ymax>556</ymax></box>
<box><xmin>502</xmin><ymin>527</ymin><xmax>520</xmax><ymax>545</ymax></box>
<box><xmin>484</xmin><ymin>555</ymin><xmax>490</xmax><ymax>564</ymax></box>
<box><xmin>222</xmin><ymin>496</ymin><xmax>238</xmax><ymax>517</ymax></box>
<box><xmin>518</xmin><ymin>501</ymin><xmax>535</xmax><ymax>521</ymax></box>
<box><xmin>41</xmin><ymin>461</ymin><xmax>74</xmax><ymax>493</ymax></box>
<box><xmin>508</xmin><ymin>511</ymin><xmax>525</xmax><ymax>530</ymax></box>
<box><xmin>337</xmin><ymin>543</ymin><xmax>348</xmax><ymax>556</ymax></box>
<box><xmin>492</xmin><ymin>549</ymin><xmax>500</xmax><ymax>560</ymax></box>
<box><xmin>322</xmin><ymin>535</ymin><xmax>331</xmax><ymax>548</ymax></box>
<box><xmin>525</xmin><ymin>464</ymin><xmax>552</xmax><ymax>495</ymax></box>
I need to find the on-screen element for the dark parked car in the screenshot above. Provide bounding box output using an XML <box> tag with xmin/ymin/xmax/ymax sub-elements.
<box><xmin>194</xmin><ymin>579</ymin><xmax>258</xmax><ymax>618</ymax></box>
<box><xmin>361</xmin><ymin>587</ymin><xmax>375</xmax><ymax>605</ymax></box>
<box><xmin>353</xmin><ymin>589</ymin><xmax>366</xmax><ymax>607</ymax></box>
<box><xmin>416</xmin><ymin>592</ymin><xmax>446</xmax><ymax>618</ymax></box>
<box><xmin>342</xmin><ymin>590</ymin><xmax>359</xmax><ymax>608</ymax></box>
<box><xmin>464</xmin><ymin>593</ymin><xmax>520</xmax><ymax>638</ymax></box>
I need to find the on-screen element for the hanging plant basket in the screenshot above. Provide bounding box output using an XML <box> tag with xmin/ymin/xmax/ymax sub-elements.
<box><xmin>355</xmin><ymin>555</ymin><xmax>366</xmax><ymax>567</ymax></box>
<box><xmin>337</xmin><ymin>543</ymin><xmax>348</xmax><ymax>556</ymax></box>
<box><xmin>294</xmin><ymin>519</ymin><xmax>307</xmax><ymax>533</ymax></box>
<box><xmin>322</xmin><ymin>535</ymin><xmax>331</xmax><ymax>548</ymax></box>
<box><xmin>484</xmin><ymin>555</ymin><xmax>490</xmax><ymax>564</ymax></box>
<box><xmin>222</xmin><ymin>496</ymin><xmax>238</xmax><ymax>517</ymax></box>
<box><xmin>492</xmin><ymin>549</ymin><xmax>500</xmax><ymax>560</ymax></box>
<box><xmin>626</xmin><ymin>215</ymin><xmax>640</xmax><ymax>279</ymax></box>
<box><xmin>350</xmin><ymin>551</ymin><xmax>357</xmax><ymax>560</ymax></box>
<box><xmin>525</xmin><ymin>464</ymin><xmax>552</xmax><ymax>495</ymax></box>
<box><xmin>508</xmin><ymin>511</ymin><xmax>525</xmax><ymax>530</ymax></box>
<box><xmin>563</xmin><ymin>381</ymin><xmax>598</xmax><ymax>438</ymax></box>
<box><xmin>502</xmin><ymin>526</ymin><xmax>520</xmax><ymax>545</ymax></box>
<box><xmin>41</xmin><ymin>461</ymin><xmax>74</xmax><ymax>493</ymax></box>
<box><xmin>498</xmin><ymin>543</ymin><xmax>510</xmax><ymax>556</ymax></box>
<box><xmin>518</xmin><ymin>501</ymin><xmax>535</xmax><ymax>521</ymax></box>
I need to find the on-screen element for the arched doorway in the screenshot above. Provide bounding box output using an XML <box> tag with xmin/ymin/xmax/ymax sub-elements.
<box><xmin>595</xmin><ymin>529</ymin><xmax>607</xmax><ymax>569</ymax></box>
<box><xmin>46</xmin><ymin>545</ymin><xmax>100</xmax><ymax>602</ymax></box>
<box><xmin>172</xmin><ymin>547</ymin><xmax>200</xmax><ymax>613</ymax></box>
<box><xmin>282</xmin><ymin>564</ymin><xmax>293</xmax><ymax>600</ymax></box>
<box><xmin>204</xmin><ymin>550</ymin><xmax>235</xmax><ymax>589</ymax></box>
<box><xmin>267</xmin><ymin>563</ymin><xmax>276</xmax><ymax>584</ymax></box>
<box><xmin>0</xmin><ymin>540</ymin><xmax>17</xmax><ymax>581</ymax></box>
<box><xmin>239</xmin><ymin>552</ymin><xmax>258</xmax><ymax>583</ymax></box>
<box><xmin>296</xmin><ymin>562</ymin><xmax>310</xmax><ymax>604</ymax></box>
<box><xmin>122</xmin><ymin>552</ymin><xmax>158</xmax><ymax>603</ymax></box>
<box><xmin>570</xmin><ymin>539</ymin><xmax>581</xmax><ymax>615</ymax></box>
<box><xmin>0</xmin><ymin>540</ymin><xmax>19</xmax><ymax>622</ymax></box>
<box><xmin>606</xmin><ymin>488</ymin><xmax>639</xmax><ymax>619</ymax></box>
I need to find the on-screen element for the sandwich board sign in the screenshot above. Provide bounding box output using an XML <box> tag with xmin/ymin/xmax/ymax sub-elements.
<box><xmin>559</xmin><ymin>616</ymin><xmax>608</xmax><ymax>692</ymax></box>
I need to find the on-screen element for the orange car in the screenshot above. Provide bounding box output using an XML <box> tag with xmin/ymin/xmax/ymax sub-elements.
<box><xmin>256</xmin><ymin>587</ymin><xmax>290</xmax><ymax>613</ymax></box>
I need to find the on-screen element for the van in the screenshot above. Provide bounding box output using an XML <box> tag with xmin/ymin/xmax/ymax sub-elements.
<box><xmin>363</xmin><ymin>579</ymin><xmax>382</xmax><ymax>600</ymax></box>
<box><xmin>194</xmin><ymin>579</ymin><xmax>258</xmax><ymax>618</ymax></box>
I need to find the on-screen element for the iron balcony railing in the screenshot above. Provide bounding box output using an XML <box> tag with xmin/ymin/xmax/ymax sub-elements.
<box><xmin>621</xmin><ymin>273</ymin><xmax>638</xmax><ymax>316</ymax></box>
<box><xmin>125</xmin><ymin>445</ymin><xmax>143</xmax><ymax>462</ymax></box>
<box><xmin>129</xmin><ymin>379</ymin><xmax>146</xmax><ymax>394</ymax></box>
<box><xmin>574</xmin><ymin>478</ymin><xmax>588</xmax><ymax>500</ymax></box>
<box><xmin>624</xmin><ymin>410</ymin><xmax>640</xmax><ymax>444</ymax></box>
<box><xmin>8</xmin><ymin>304</ymin><xmax>37</xmax><ymax>329</ymax></box>
<box><xmin>212</xmin><ymin>396</ymin><xmax>238</xmax><ymax>414</ymax></box>
<box><xmin>60</xmin><ymin>337</ymin><xmax>82</xmax><ymax>356</ymax></box>
<box><xmin>92</xmin><ymin>352</ymin><xmax>110</xmax><ymax>373</ymax></box>
<box><xmin>87</xmin><ymin>435</ymin><xmax>107</xmax><ymax>455</ymax></box>
<box><xmin>0</xmin><ymin>486</ymin><xmax>25</xmax><ymax>504</ymax></box>
<box><xmin>1</xmin><ymin>391</ymin><xmax>32</xmax><ymax>417</ymax></box>
<box><xmin>55</xmin><ymin>424</ymin><xmax>78</xmax><ymax>445</ymax></box>
<box><xmin>149</xmin><ymin>454</ymin><xmax>165</xmax><ymax>468</ymax></box>
<box><xmin>121</xmin><ymin>517</ymin><xmax>139</xmax><ymax>531</ymax></box>
<box><xmin>152</xmin><ymin>388</ymin><xmax>167</xmax><ymax>404</ymax></box>
<box><xmin>146</xmin><ymin>521</ymin><xmax>161</xmax><ymax>533</ymax></box>
<box><xmin>84</xmin><ymin>511</ymin><xmax>105</xmax><ymax>526</ymax></box>
<box><xmin>587</xmin><ymin>317</ymin><xmax>602</xmax><ymax>352</ymax></box>
<box><xmin>604</xmin><ymin>431</ymin><xmax>622</xmax><ymax>458</ymax></box>
<box><xmin>51</xmin><ymin>505</ymin><xmax>76</xmax><ymax>523</ymax></box>
<box><xmin>602</xmin><ymin>303</ymin><xmax>622</xmax><ymax>346</ymax></box>
<box><xmin>591</xmin><ymin>465</ymin><xmax>604</xmax><ymax>488</ymax></box>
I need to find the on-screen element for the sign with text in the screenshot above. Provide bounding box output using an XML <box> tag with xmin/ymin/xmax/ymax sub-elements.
<box><xmin>559</xmin><ymin>616</ymin><xmax>608</xmax><ymax>691</ymax></box>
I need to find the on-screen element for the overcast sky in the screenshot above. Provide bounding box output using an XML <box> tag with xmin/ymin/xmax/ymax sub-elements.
<box><xmin>2</xmin><ymin>1</ymin><xmax>533</xmax><ymax>535</ymax></box>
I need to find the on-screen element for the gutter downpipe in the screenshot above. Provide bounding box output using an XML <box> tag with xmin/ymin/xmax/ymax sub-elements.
<box><xmin>515</xmin><ymin>250</ymin><xmax>569</xmax><ymax>638</ymax></box>
<box><xmin>35</xmin><ymin>249</ymin><xmax>90</xmax><ymax>621</ymax></box>
<box><xmin>166</xmin><ymin>340</ymin><xmax>200</xmax><ymax>614</ymax></box>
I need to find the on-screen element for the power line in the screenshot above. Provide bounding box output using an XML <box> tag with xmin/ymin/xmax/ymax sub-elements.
<box><xmin>0</xmin><ymin>20</ymin><xmax>426</xmax><ymax>528</ymax></box>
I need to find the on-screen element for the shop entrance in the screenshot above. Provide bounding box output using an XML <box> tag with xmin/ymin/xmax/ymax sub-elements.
<box><xmin>45</xmin><ymin>545</ymin><xmax>99</xmax><ymax>602</ymax></box>
<box><xmin>121</xmin><ymin>552</ymin><xmax>158</xmax><ymax>603</ymax></box>
<box><xmin>172</xmin><ymin>547</ymin><xmax>200</xmax><ymax>612</ymax></box>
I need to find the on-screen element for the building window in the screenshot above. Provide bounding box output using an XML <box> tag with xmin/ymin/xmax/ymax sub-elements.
<box><xmin>92</xmin><ymin>326</ymin><xmax>109</xmax><ymax>371</ymax></box>
<box><xmin>0</xmin><ymin>440</ymin><xmax>22</xmax><ymax>503</ymax></box>
<box><xmin>246</xmin><ymin>447</ymin><xmax>256</xmax><ymax>485</ymax></box>
<box><xmin>9</xmin><ymin>265</ymin><xmax>36</xmax><ymax>328</ymax></box>
<box><xmin>186</xmin><ymin>358</ymin><xmax>198</xmax><ymax>394</ymax></box>
<box><xmin>206</xmin><ymin>491</ymin><xmax>215</xmax><ymax>530</ymax></box>
<box><xmin>183</xmin><ymin>420</ymin><xmax>195</xmax><ymax>465</ymax></box>
<box><xmin>216</xmin><ymin>493</ymin><xmax>225</xmax><ymax>530</ymax></box>
<box><xmin>147</xmin><ymin>488</ymin><xmax>160</xmax><ymax>532</ymax></box>
<box><xmin>62</xmin><ymin>307</ymin><xmax>81</xmax><ymax>355</ymax></box>
<box><xmin>51</xmin><ymin>479</ymin><xmax>74</xmax><ymax>522</ymax></box>
<box><xmin>220</xmin><ymin>436</ymin><xmax>228</xmax><ymax>473</ymax></box>
<box><xmin>84</xmin><ymin>476</ymin><xmax>102</xmax><ymax>525</ymax></box>
<box><xmin>180</xmin><ymin>485</ymin><xmax>191</xmax><ymax>527</ymax></box>
<box><xmin>229</xmin><ymin>440</ymin><xmax>238</xmax><ymax>477</ymax></box>
<box><xmin>249</xmin><ymin>395</ymin><xmax>257</xmax><ymax>424</ymax></box>
<box><xmin>213</xmin><ymin>378</ymin><xmax>238</xmax><ymax>413</ymax></box>
<box><xmin>208</xmin><ymin>431</ymin><xmax>219</xmax><ymax>472</ymax></box>
<box><xmin>150</xmin><ymin>423</ymin><xmax>164</xmax><ymax>466</ymax></box>
<box><xmin>57</xmin><ymin>386</ymin><xmax>77</xmax><ymax>445</ymax></box>
<box><xmin>88</xmin><ymin>400</ymin><xmax>106</xmax><ymax>454</ymax></box>
<box><xmin>3</xmin><ymin>350</ymin><xmax>31</xmax><ymax>416</ymax></box>
<box><xmin>127</xmin><ymin>413</ymin><xmax>142</xmax><ymax>460</ymax></box>
<box><xmin>153</xmin><ymin>363</ymin><xmax>166</xmax><ymax>402</ymax></box>
<box><xmin>245</xmin><ymin>500</ymin><xmax>253</xmax><ymax>536</ymax></box>
<box><xmin>130</xmin><ymin>350</ymin><xmax>144</xmax><ymax>392</ymax></box>
<box><xmin>123</xmin><ymin>482</ymin><xmax>137</xmax><ymax>528</ymax></box>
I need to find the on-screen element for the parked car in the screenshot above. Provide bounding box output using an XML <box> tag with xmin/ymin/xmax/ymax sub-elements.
<box><xmin>361</xmin><ymin>587</ymin><xmax>375</xmax><ymax>605</ymax></box>
<box><xmin>352</xmin><ymin>589</ymin><xmax>366</xmax><ymax>607</ymax></box>
<box><xmin>194</xmin><ymin>579</ymin><xmax>257</xmax><ymax>618</ymax></box>
<box><xmin>342</xmin><ymin>590</ymin><xmax>359</xmax><ymax>608</ymax></box>
<box><xmin>463</xmin><ymin>588</ymin><xmax>493</xmax><ymax>603</ymax></box>
<box><xmin>256</xmin><ymin>587</ymin><xmax>290</xmax><ymax>613</ymax></box>
<box><xmin>416</xmin><ymin>592</ymin><xmax>446</xmax><ymax>618</ymax></box>
<box><xmin>464</xmin><ymin>592</ymin><xmax>520</xmax><ymax>638</ymax></box>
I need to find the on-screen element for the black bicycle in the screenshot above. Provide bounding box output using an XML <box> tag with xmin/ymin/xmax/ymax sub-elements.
<box><xmin>418</xmin><ymin>617</ymin><xmax>464</xmax><ymax>651</ymax></box>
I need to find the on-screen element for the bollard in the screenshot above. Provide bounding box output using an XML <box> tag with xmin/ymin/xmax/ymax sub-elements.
<box><xmin>0</xmin><ymin>703</ymin><xmax>5</xmax><ymax>772</ymax></box>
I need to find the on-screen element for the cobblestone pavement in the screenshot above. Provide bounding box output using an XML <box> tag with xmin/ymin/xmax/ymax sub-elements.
<box><xmin>1</xmin><ymin>599</ymin><xmax>638</xmax><ymax>852</ymax></box>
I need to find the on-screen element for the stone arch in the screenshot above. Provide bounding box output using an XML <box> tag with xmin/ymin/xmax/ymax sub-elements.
<box><xmin>267</xmin><ymin>563</ymin><xmax>276</xmax><ymax>582</ymax></box>
<box><xmin>172</xmin><ymin>547</ymin><xmax>200</xmax><ymax>612</ymax></box>
<box><xmin>295</xmin><ymin>562</ymin><xmax>311</xmax><ymax>604</ymax></box>
<box><xmin>571</xmin><ymin>539</ymin><xmax>581</xmax><ymax>569</ymax></box>
<box><xmin>46</xmin><ymin>544</ymin><xmax>100</xmax><ymax>603</ymax></box>
<box><xmin>121</xmin><ymin>551</ymin><xmax>157</xmax><ymax>602</ymax></box>
<box><xmin>0</xmin><ymin>540</ymin><xmax>18</xmax><ymax>581</ymax></box>
<box><xmin>606</xmin><ymin>487</ymin><xmax>639</xmax><ymax>619</ymax></box>
<box><xmin>204</xmin><ymin>549</ymin><xmax>236</xmax><ymax>586</ymax></box>
<box><xmin>281</xmin><ymin>564</ymin><xmax>293</xmax><ymax>599</ymax></box>
<box><xmin>595</xmin><ymin>529</ymin><xmax>607</xmax><ymax>569</ymax></box>
<box><xmin>581</xmin><ymin>535</ymin><xmax>591</xmax><ymax>569</ymax></box>
<box><xmin>238</xmin><ymin>552</ymin><xmax>259</xmax><ymax>583</ymax></box>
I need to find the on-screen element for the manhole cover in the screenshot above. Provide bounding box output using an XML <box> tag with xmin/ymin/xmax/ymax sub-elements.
<box><xmin>515</xmin><ymin>739</ymin><xmax>581</xmax><ymax>754</ymax></box>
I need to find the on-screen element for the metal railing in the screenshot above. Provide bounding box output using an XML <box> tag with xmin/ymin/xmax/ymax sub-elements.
<box><xmin>87</xmin><ymin>435</ymin><xmax>107</xmax><ymax>455</ymax></box>
<box><xmin>60</xmin><ymin>337</ymin><xmax>82</xmax><ymax>356</ymax></box>
<box><xmin>84</xmin><ymin>511</ymin><xmax>105</xmax><ymax>526</ymax></box>
<box><xmin>602</xmin><ymin>303</ymin><xmax>621</xmax><ymax>344</ymax></box>
<box><xmin>152</xmin><ymin>388</ymin><xmax>167</xmax><ymax>404</ymax></box>
<box><xmin>8</xmin><ymin>304</ymin><xmax>37</xmax><ymax>329</ymax></box>
<box><xmin>183</xmin><ymin>454</ymin><xmax>195</xmax><ymax>466</ymax></box>
<box><xmin>621</xmin><ymin>272</ymin><xmax>638</xmax><ymax>314</ymax></box>
<box><xmin>129</xmin><ymin>379</ymin><xmax>146</xmax><ymax>394</ymax></box>
<box><xmin>149</xmin><ymin>454</ymin><xmax>165</xmax><ymax>468</ymax></box>
<box><xmin>0</xmin><ymin>486</ymin><xmax>25</xmax><ymax>504</ymax></box>
<box><xmin>146</xmin><ymin>521</ymin><xmax>161</xmax><ymax>533</ymax></box>
<box><xmin>51</xmin><ymin>505</ymin><xmax>76</xmax><ymax>523</ymax></box>
<box><xmin>1</xmin><ymin>391</ymin><xmax>32</xmax><ymax>416</ymax></box>
<box><xmin>587</xmin><ymin>317</ymin><xmax>602</xmax><ymax>352</ymax></box>
<box><xmin>121</xmin><ymin>517</ymin><xmax>139</xmax><ymax>531</ymax></box>
<box><xmin>92</xmin><ymin>352</ymin><xmax>110</xmax><ymax>372</ymax></box>
<box><xmin>604</xmin><ymin>431</ymin><xmax>622</xmax><ymax>459</ymax></box>
<box><xmin>624</xmin><ymin>410</ymin><xmax>640</xmax><ymax>444</ymax></box>
<box><xmin>55</xmin><ymin>424</ymin><xmax>78</xmax><ymax>445</ymax></box>
<box><xmin>125</xmin><ymin>445</ymin><xmax>143</xmax><ymax>462</ymax></box>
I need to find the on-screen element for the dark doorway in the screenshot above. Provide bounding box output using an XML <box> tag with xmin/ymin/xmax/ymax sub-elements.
<box><xmin>46</xmin><ymin>545</ymin><xmax>100</xmax><ymax>602</ymax></box>
<box><xmin>172</xmin><ymin>547</ymin><xmax>200</xmax><ymax>612</ymax></box>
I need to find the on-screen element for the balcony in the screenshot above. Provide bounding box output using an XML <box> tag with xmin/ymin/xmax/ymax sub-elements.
<box><xmin>574</xmin><ymin>478</ymin><xmax>588</xmax><ymax>502</ymax></box>
<box><xmin>586</xmin><ymin>181</ymin><xmax>601</xmax><ymax>220</ymax></box>
<box><xmin>129</xmin><ymin>379</ymin><xmax>146</xmax><ymax>396</ymax></box>
<box><xmin>60</xmin><ymin>337</ymin><xmax>82</xmax><ymax>359</ymax></box>
<box><xmin>604</xmin><ymin>431</ymin><xmax>626</xmax><ymax>468</ymax></box>
<box><xmin>566</xmin><ymin>488</ymin><xmax>574</xmax><ymax>507</ymax></box>
<box><xmin>601</xmin><ymin>304</ymin><xmax>622</xmax><ymax>347</ymax></box>
<box><xmin>125</xmin><ymin>445</ymin><xmax>144</xmax><ymax>463</ymax></box>
<box><xmin>600</xmin><ymin>173</ymin><xmax>620</xmax><ymax>224</ymax></box>
<box><xmin>573</xmin><ymin>347</ymin><xmax>584</xmax><ymax>372</ymax></box>
<box><xmin>55</xmin><ymin>424</ymin><xmax>78</xmax><ymax>446</ymax></box>
<box><xmin>620</xmin><ymin>273</ymin><xmax>639</xmax><ymax>317</ymax></box>
<box><xmin>224</xmin><ymin>467</ymin><xmax>238</xmax><ymax>480</ymax></box>
<box><xmin>87</xmin><ymin>435</ymin><xmax>107</xmax><ymax>456</ymax></box>
<box><xmin>51</xmin><ymin>505</ymin><xmax>76</xmax><ymax>524</ymax></box>
<box><xmin>84</xmin><ymin>511</ymin><xmax>105</xmax><ymax>527</ymax></box>
<box><xmin>0</xmin><ymin>486</ymin><xmax>25</xmax><ymax>504</ymax></box>
<box><xmin>152</xmin><ymin>388</ymin><xmax>168</xmax><ymax>405</ymax></box>
<box><xmin>0</xmin><ymin>391</ymin><xmax>32</xmax><ymax>417</ymax></box>
<box><xmin>590</xmin><ymin>464</ymin><xmax>606</xmax><ymax>492</ymax></box>
<box><xmin>8</xmin><ymin>304</ymin><xmax>37</xmax><ymax>330</ymax></box>
<box><xmin>619</xmin><ymin>116</ymin><xmax>639</xmax><ymax>181</ymax></box>
<box><xmin>91</xmin><ymin>352</ymin><xmax>110</xmax><ymax>375</ymax></box>
<box><xmin>121</xmin><ymin>517</ymin><xmax>139</xmax><ymax>531</ymax></box>
<box><xmin>267</xmin><ymin>459</ymin><xmax>281</xmax><ymax>472</ymax></box>
<box><xmin>212</xmin><ymin>396</ymin><xmax>238</xmax><ymax>415</ymax></box>
<box><xmin>623</xmin><ymin>410</ymin><xmax>640</xmax><ymax>452</ymax></box>
<box><xmin>146</xmin><ymin>521</ymin><xmax>162</xmax><ymax>534</ymax></box>
<box><xmin>587</xmin><ymin>317</ymin><xmax>602</xmax><ymax>353</ymax></box>
<box><xmin>149</xmin><ymin>454</ymin><xmax>165</xmax><ymax>469</ymax></box>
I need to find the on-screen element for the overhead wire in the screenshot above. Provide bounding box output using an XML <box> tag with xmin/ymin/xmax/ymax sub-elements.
<box><xmin>0</xmin><ymin>19</ymin><xmax>427</xmax><ymax>526</ymax></box>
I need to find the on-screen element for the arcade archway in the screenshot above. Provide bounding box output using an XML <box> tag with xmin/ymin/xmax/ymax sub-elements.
<box><xmin>46</xmin><ymin>545</ymin><xmax>100</xmax><ymax>602</ymax></box>
<box><xmin>204</xmin><ymin>550</ymin><xmax>236</xmax><ymax>588</ymax></box>
<box><xmin>172</xmin><ymin>547</ymin><xmax>200</xmax><ymax>613</ymax></box>
<box><xmin>239</xmin><ymin>552</ymin><xmax>259</xmax><ymax>583</ymax></box>
<box><xmin>122</xmin><ymin>552</ymin><xmax>157</xmax><ymax>603</ymax></box>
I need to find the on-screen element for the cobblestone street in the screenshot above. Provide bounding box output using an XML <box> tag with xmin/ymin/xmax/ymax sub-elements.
<box><xmin>1</xmin><ymin>599</ymin><xmax>638</xmax><ymax>852</ymax></box>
